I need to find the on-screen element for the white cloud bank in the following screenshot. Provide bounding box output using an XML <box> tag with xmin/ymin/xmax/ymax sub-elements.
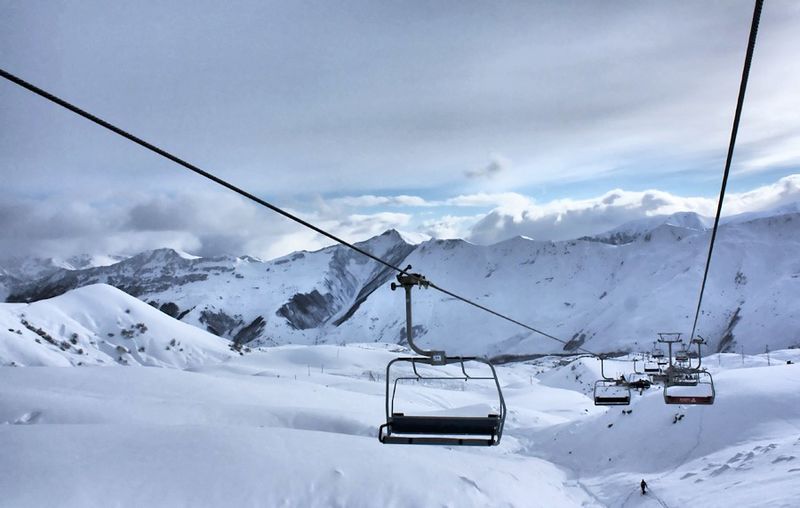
<box><xmin>0</xmin><ymin>192</ymin><xmax>411</xmax><ymax>262</ymax></box>
<box><xmin>467</xmin><ymin>174</ymin><xmax>800</xmax><ymax>244</ymax></box>
<box><xmin>2</xmin><ymin>175</ymin><xmax>799</xmax><ymax>262</ymax></box>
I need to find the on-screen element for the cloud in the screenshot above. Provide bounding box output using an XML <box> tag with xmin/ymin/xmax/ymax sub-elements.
<box><xmin>467</xmin><ymin>174</ymin><xmax>800</xmax><ymax>244</ymax></box>
<box><xmin>0</xmin><ymin>192</ymin><xmax>412</xmax><ymax>262</ymax></box>
<box><xmin>6</xmin><ymin>1</ymin><xmax>799</xmax><ymax>203</ymax></box>
<box><xmin>465</xmin><ymin>155</ymin><xmax>509</xmax><ymax>179</ymax></box>
<box><xmin>328</xmin><ymin>195</ymin><xmax>430</xmax><ymax>208</ymax></box>
<box><xmin>3</xmin><ymin>174</ymin><xmax>799</xmax><ymax>263</ymax></box>
<box><xmin>445</xmin><ymin>192</ymin><xmax>532</xmax><ymax>211</ymax></box>
<box><xmin>419</xmin><ymin>214</ymin><xmax>484</xmax><ymax>240</ymax></box>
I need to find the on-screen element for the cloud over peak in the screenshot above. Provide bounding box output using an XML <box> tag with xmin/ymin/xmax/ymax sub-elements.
<box><xmin>2</xmin><ymin>175</ymin><xmax>799</xmax><ymax>262</ymax></box>
<box><xmin>467</xmin><ymin>174</ymin><xmax>800</xmax><ymax>244</ymax></box>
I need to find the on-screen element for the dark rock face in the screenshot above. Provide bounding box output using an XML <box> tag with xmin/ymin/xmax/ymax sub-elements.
<box><xmin>717</xmin><ymin>307</ymin><xmax>742</xmax><ymax>353</ymax></box>
<box><xmin>6</xmin><ymin>249</ymin><xmax>209</xmax><ymax>302</ymax></box>
<box><xmin>579</xmin><ymin>232</ymin><xmax>641</xmax><ymax>246</ymax></box>
<box><xmin>199</xmin><ymin>309</ymin><xmax>244</xmax><ymax>337</ymax></box>
<box><xmin>275</xmin><ymin>231</ymin><xmax>416</xmax><ymax>331</ymax></box>
<box><xmin>158</xmin><ymin>302</ymin><xmax>180</xmax><ymax>319</ymax></box>
<box><xmin>7</xmin><ymin>272</ymin><xmax>81</xmax><ymax>303</ymax></box>
<box><xmin>563</xmin><ymin>332</ymin><xmax>587</xmax><ymax>351</ymax></box>
<box><xmin>399</xmin><ymin>324</ymin><xmax>427</xmax><ymax>345</ymax></box>
<box><xmin>276</xmin><ymin>290</ymin><xmax>336</xmax><ymax>330</ymax></box>
<box><xmin>233</xmin><ymin>316</ymin><xmax>266</xmax><ymax>345</ymax></box>
<box><xmin>333</xmin><ymin>242</ymin><xmax>416</xmax><ymax>326</ymax></box>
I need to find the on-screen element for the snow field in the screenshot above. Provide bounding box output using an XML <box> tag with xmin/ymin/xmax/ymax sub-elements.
<box><xmin>2</xmin><ymin>285</ymin><xmax>800</xmax><ymax>506</ymax></box>
<box><xmin>0</xmin><ymin>349</ymin><xmax>598</xmax><ymax>508</ymax></box>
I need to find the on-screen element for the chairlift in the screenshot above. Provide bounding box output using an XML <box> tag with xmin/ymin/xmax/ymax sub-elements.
<box><xmin>643</xmin><ymin>352</ymin><xmax>662</xmax><ymax>374</ymax></box>
<box><xmin>628</xmin><ymin>358</ymin><xmax>652</xmax><ymax>391</ymax></box>
<box><xmin>664</xmin><ymin>370</ymin><xmax>715</xmax><ymax>405</ymax></box>
<box><xmin>593</xmin><ymin>356</ymin><xmax>631</xmax><ymax>406</ymax></box>
<box><xmin>378</xmin><ymin>270</ymin><xmax>506</xmax><ymax>446</ymax></box>
<box><xmin>644</xmin><ymin>343</ymin><xmax>666</xmax><ymax>379</ymax></box>
<box><xmin>663</xmin><ymin>335</ymin><xmax>715</xmax><ymax>405</ymax></box>
<box><xmin>675</xmin><ymin>344</ymin><xmax>690</xmax><ymax>365</ymax></box>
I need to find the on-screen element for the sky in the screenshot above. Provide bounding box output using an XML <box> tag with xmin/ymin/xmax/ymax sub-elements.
<box><xmin>1</xmin><ymin>0</ymin><xmax>800</xmax><ymax>261</ymax></box>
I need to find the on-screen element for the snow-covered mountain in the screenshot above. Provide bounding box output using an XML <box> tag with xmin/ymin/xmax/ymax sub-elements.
<box><xmin>0</xmin><ymin>254</ymin><xmax>128</xmax><ymax>303</ymax></box>
<box><xmin>0</xmin><ymin>284</ymin><xmax>233</xmax><ymax>367</ymax></box>
<box><xmin>5</xmin><ymin>209</ymin><xmax>800</xmax><ymax>356</ymax></box>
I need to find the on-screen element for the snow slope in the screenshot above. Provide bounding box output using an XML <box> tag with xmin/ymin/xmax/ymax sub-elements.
<box><xmin>2</xmin><ymin>344</ymin><xmax>799</xmax><ymax>507</ymax></box>
<box><xmin>522</xmin><ymin>356</ymin><xmax>800</xmax><ymax>508</ymax></box>
<box><xmin>0</xmin><ymin>346</ymin><xmax>598</xmax><ymax>508</ymax></box>
<box><xmin>2</xmin><ymin>283</ymin><xmax>799</xmax><ymax>508</ymax></box>
<box><xmin>0</xmin><ymin>283</ymin><xmax>233</xmax><ymax>367</ymax></box>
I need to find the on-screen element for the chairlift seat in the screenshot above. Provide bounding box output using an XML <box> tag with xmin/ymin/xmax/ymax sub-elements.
<box><xmin>664</xmin><ymin>394</ymin><xmax>714</xmax><ymax>405</ymax></box>
<box><xmin>379</xmin><ymin>355</ymin><xmax>506</xmax><ymax>446</ymax></box>
<box><xmin>593</xmin><ymin>379</ymin><xmax>631</xmax><ymax>406</ymax></box>
<box><xmin>380</xmin><ymin>413</ymin><xmax>502</xmax><ymax>445</ymax></box>
<box><xmin>594</xmin><ymin>394</ymin><xmax>632</xmax><ymax>405</ymax></box>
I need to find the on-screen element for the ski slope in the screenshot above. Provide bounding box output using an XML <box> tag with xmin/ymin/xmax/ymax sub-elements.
<box><xmin>0</xmin><ymin>346</ymin><xmax>598</xmax><ymax>508</ymax></box>
<box><xmin>1</xmin><ymin>287</ymin><xmax>799</xmax><ymax>507</ymax></box>
<box><xmin>2</xmin><ymin>344</ymin><xmax>799</xmax><ymax>506</ymax></box>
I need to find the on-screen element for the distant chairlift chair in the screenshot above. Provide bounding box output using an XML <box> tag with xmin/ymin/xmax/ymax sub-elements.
<box><xmin>628</xmin><ymin>357</ymin><xmax>652</xmax><ymax>393</ymax></box>
<box><xmin>593</xmin><ymin>355</ymin><xmax>632</xmax><ymax>406</ymax></box>
<box><xmin>643</xmin><ymin>353</ymin><xmax>662</xmax><ymax>375</ymax></box>
<box><xmin>378</xmin><ymin>271</ymin><xmax>507</xmax><ymax>446</ymax></box>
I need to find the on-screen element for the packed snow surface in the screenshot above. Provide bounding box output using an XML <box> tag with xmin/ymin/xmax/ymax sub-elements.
<box><xmin>2</xmin><ymin>286</ymin><xmax>800</xmax><ymax>507</ymax></box>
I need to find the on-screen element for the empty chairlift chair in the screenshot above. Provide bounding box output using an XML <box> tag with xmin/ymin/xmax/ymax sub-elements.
<box><xmin>643</xmin><ymin>350</ymin><xmax>662</xmax><ymax>375</ymax></box>
<box><xmin>378</xmin><ymin>271</ymin><xmax>506</xmax><ymax>446</ymax></box>
<box><xmin>380</xmin><ymin>355</ymin><xmax>506</xmax><ymax>445</ymax></box>
<box><xmin>593</xmin><ymin>355</ymin><xmax>631</xmax><ymax>406</ymax></box>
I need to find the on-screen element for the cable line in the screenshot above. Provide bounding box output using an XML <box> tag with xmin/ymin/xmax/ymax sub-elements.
<box><xmin>689</xmin><ymin>0</ymin><xmax>763</xmax><ymax>341</ymax></box>
<box><xmin>428</xmin><ymin>281</ymin><xmax>583</xmax><ymax>352</ymax></box>
<box><xmin>0</xmin><ymin>68</ymin><xmax>405</xmax><ymax>278</ymax></box>
<box><xmin>0</xmin><ymin>67</ymin><xmax>595</xmax><ymax>357</ymax></box>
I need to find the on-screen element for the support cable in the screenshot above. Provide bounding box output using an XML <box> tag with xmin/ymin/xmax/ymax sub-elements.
<box><xmin>689</xmin><ymin>0</ymin><xmax>763</xmax><ymax>341</ymax></box>
<box><xmin>1</xmin><ymin>0</ymin><xmax>762</xmax><ymax>359</ymax></box>
<box><xmin>0</xmin><ymin>67</ymin><xmax>597</xmax><ymax>357</ymax></box>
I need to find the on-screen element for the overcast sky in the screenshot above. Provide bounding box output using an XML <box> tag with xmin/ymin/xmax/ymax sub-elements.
<box><xmin>2</xmin><ymin>1</ymin><xmax>799</xmax><ymax>261</ymax></box>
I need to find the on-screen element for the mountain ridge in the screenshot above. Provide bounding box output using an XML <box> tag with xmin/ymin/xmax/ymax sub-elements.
<box><xmin>4</xmin><ymin>210</ymin><xmax>800</xmax><ymax>355</ymax></box>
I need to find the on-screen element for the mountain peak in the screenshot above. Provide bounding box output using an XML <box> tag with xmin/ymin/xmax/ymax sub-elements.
<box><xmin>662</xmin><ymin>211</ymin><xmax>710</xmax><ymax>231</ymax></box>
<box><xmin>584</xmin><ymin>211</ymin><xmax>710</xmax><ymax>245</ymax></box>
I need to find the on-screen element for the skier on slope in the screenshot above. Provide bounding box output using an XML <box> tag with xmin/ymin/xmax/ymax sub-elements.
<box><xmin>640</xmin><ymin>479</ymin><xmax>648</xmax><ymax>495</ymax></box>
